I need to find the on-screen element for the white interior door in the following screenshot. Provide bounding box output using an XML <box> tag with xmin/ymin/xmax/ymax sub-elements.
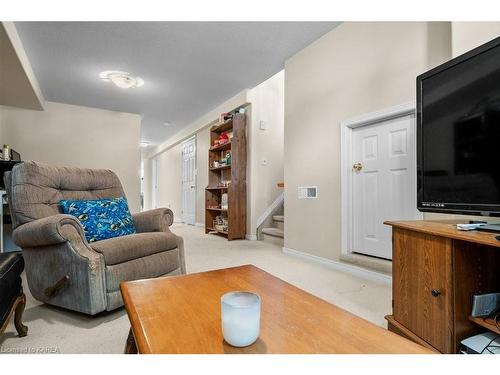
<box><xmin>351</xmin><ymin>113</ymin><xmax>419</xmax><ymax>260</ymax></box>
<box><xmin>182</xmin><ymin>137</ymin><xmax>196</xmax><ymax>225</ymax></box>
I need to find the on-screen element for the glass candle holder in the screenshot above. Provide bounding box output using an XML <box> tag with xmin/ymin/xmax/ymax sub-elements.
<box><xmin>221</xmin><ymin>291</ymin><xmax>261</xmax><ymax>347</ymax></box>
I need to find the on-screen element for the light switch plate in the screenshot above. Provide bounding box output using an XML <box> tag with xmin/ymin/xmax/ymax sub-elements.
<box><xmin>259</xmin><ymin>120</ymin><xmax>267</xmax><ymax>130</ymax></box>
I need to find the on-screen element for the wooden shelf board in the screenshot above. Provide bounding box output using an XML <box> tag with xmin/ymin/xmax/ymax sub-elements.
<box><xmin>211</xmin><ymin>120</ymin><xmax>233</xmax><ymax>133</ymax></box>
<box><xmin>469</xmin><ymin>316</ymin><xmax>500</xmax><ymax>334</ymax></box>
<box><xmin>210</xmin><ymin>165</ymin><xmax>231</xmax><ymax>171</ymax></box>
<box><xmin>206</xmin><ymin>207</ymin><xmax>227</xmax><ymax>212</ymax></box>
<box><xmin>209</xmin><ymin>142</ymin><xmax>231</xmax><ymax>152</ymax></box>
<box><xmin>206</xmin><ymin>186</ymin><xmax>228</xmax><ymax>190</ymax></box>
<box><xmin>206</xmin><ymin>227</ymin><xmax>228</xmax><ymax>236</ymax></box>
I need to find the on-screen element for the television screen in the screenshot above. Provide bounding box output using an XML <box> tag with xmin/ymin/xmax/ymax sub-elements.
<box><xmin>418</xmin><ymin>37</ymin><xmax>500</xmax><ymax>214</ymax></box>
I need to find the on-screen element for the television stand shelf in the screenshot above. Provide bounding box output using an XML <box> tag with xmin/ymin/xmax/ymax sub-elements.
<box><xmin>385</xmin><ymin>220</ymin><xmax>500</xmax><ymax>353</ymax></box>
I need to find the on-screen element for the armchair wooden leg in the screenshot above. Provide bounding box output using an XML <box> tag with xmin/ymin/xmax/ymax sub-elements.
<box><xmin>14</xmin><ymin>292</ymin><xmax>28</xmax><ymax>337</ymax></box>
<box><xmin>44</xmin><ymin>274</ymin><xmax>70</xmax><ymax>299</ymax></box>
<box><xmin>124</xmin><ymin>328</ymin><xmax>138</xmax><ymax>354</ymax></box>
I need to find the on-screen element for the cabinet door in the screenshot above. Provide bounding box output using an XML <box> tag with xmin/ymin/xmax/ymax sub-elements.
<box><xmin>392</xmin><ymin>228</ymin><xmax>453</xmax><ymax>353</ymax></box>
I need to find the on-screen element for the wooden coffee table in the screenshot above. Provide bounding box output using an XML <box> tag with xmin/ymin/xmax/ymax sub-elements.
<box><xmin>120</xmin><ymin>265</ymin><xmax>431</xmax><ymax>354</ymax></box>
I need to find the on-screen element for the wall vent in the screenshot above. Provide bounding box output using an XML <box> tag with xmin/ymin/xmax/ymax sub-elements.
<box><xmin>298</xmin><ymin>186</ymin><xmax>318</xmax><ymax>199</ymax></box>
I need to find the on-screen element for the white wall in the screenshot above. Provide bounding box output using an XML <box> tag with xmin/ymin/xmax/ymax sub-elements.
<box><xmin>0</xmin><ymin>101</ymin><xmax>142</xmax><ymax>212</ymax></box>
<box><xmin>284</xmin><ymin>22</ymin><xmax>451</xmax><ymax>261</ymax></box>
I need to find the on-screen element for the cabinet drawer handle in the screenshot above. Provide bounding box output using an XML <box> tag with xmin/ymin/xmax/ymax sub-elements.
<box><xmin>431</xmin><ymin>289</ymin><xmax>441</xmax><ymax>297</ymax></box>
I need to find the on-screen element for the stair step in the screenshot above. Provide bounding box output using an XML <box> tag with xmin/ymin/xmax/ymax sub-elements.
<box><xmin>261</xmin><ymin>227</ymin><xmax>284</xmax><ymax>238</ymax></box>
<box><xmin>274</xmin><ymin>221</ymin><xmax>284</xmax><ymax>231</ymax></box>
<box><xmin>273</xmin><ymin>215</ymin><xmax>284</xmax><ymax>222</ymax></box>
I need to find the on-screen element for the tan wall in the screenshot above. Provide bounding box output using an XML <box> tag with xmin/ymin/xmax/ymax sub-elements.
<box><xmin>150</xmin><ymin>74</ymin><xmax>285</xmax><ymax>234</ymax></box>
<box><xmin>0</xmin><ymin>101</ymin><xmax>142</xmax><ymax>212</ymax></box>
<box><xmin>284</xmin><ymin>22</ymin><xmax>451</xmax><ymax>260</ymax></box>
<box><xmin>145</xmin><ymin>91</ymin><xmax>249</xmax><ymax>225</ymax></box>
<box><xmin>0</xmin><ymin>22</ymin><xmax>44</xmax><ymax>110</ymax></box>
<box><xmin>155</xmin><ymin>143</ymin><xmax>183</xmax><ymax>219</ymax></box>
<box><xmin>153</xmin><ymin>127</ymin><xmax>209</xmax><ymax>225</ymax></box>
<box><xmin>141</xmin><ymin>151</ymin><xmax>153</xmax><ymax>211</ymax></box>
<box><xmin>451</xmin><ymin>22</ymin><xmax>500</xmax><ymax>57</ymax></box>
<box><xmin>247</xmin><ymin>71</ymin><xmax>285</xmax><ymax>235</ymax></box>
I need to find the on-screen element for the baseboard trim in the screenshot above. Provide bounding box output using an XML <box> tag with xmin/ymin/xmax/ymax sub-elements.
<box><xmin>282</xmin><ymin>247</ymin><xmax>392</xmax><ymax>286</ymax></box>
<box><xmin>245</xmin><ymin>234</ymin><xmax>258</xmax><ymax>241</ymax></box>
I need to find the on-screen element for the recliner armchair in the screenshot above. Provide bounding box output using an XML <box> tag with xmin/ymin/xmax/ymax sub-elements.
<box><xmin>5</xmin><ymin>161</ymin><xmax>185</xmax><ymax>315</ymax></box>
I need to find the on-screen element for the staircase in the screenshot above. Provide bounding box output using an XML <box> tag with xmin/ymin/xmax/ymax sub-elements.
<box><xmin>261</xmin><ymin>214</ymin><xmax>284</xmax><ymax>246</ymax></box>
<box><xmin>258</xmin><ymin>182</ymin><xmax>285</xmax><ymax>246</ymax></box>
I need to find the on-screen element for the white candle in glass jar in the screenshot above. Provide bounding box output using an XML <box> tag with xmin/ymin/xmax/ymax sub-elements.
<box><xmin>221</xmin><ymin>291</ymin><xmax>261</xmax><ymax>347</ymax></box>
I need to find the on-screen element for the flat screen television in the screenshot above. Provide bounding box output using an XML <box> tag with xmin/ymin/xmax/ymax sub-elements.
<box><xmin>417</xmin><ymin>36</ymin><xmax>500</xmax><ymax>218</ymax></box>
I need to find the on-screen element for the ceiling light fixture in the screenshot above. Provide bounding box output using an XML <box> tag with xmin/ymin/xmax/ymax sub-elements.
<box><xmin>163</xmin><ymin>121</ymin><xmax>172</xmax><ymax>127</ymax></box>
<box><xmin>140</xmin><ymin>141</ymin><xmax>150</xmax><ymax>147</ymax></box>
<box><xmin>99</xmin><ymin>70</ymin><xmax>144</xmax><ymax>89</ymax></box>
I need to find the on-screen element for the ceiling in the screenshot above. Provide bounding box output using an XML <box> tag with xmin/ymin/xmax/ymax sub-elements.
<box><xmin>15</xmin><ymin>22</ymin><xmax>339</xmax><ymax>145</ymax></box>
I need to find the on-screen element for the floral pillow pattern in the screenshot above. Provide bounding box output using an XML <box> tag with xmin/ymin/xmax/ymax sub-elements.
<box><xmin>59</xmin><ymin>197</ymin><xmax>136</xmax><ymax>243</ymax></box>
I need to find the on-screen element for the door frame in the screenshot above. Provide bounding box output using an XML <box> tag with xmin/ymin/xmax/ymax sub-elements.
<box><xmin>181</xmin><ymin>135</ymin><xmax>197</xmax><ymax>225</ymax></box>
<box><xmin>152</xmin><ymin>158</ymin><xmax>158</xmax><ymax>209</ymax></box>
<box><xmin>340</xmin><ymin>102</ymin><xmax>421</xmax><ymax>258</ymax></box>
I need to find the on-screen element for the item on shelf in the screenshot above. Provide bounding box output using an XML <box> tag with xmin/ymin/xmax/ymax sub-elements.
<box><xmin>0</xmin><ymin>145</ymin><xmax>20</xmax><ymax>162</ymax></box>
<box><xmin>213</xmin><ymin>132</ymin><xmax>229</xmax><ymax>148</ymax></box>
<box><xmin>207</xmin><ymin>205</ymin><xmax>220</xmax><ymax>209</ymax></box>
<box><xmin>225</xmin><ymin>152</ymin><xmax>232</xmax><ymax>166</ymax></box>
<box><xmin>214</xmin><ymin>215</ymin><xmax>225</xmax><ymax>231</ymax></box>
<box><xmin>219</xmin><ymin>180</ymin><xmax>231</xmax><ymax>187</ymax></box>
<box><xmin>221</xmin><ymin>193</ymin><xmax>228</xmax><ymax>210</ymax></box>
<box><xmin>220</xmin><ymin>112</ymin><xmax>233</xmax><ymax>123</ymax></box>
<box><xmin>10</xmin><ymin>149</ymin><xmax>20</xmax><ymax>161</ymax></box>
<box><xmin>2</xmin><ymin>145</ymin><xmax>11</xmax><ymax>161</ymax></box>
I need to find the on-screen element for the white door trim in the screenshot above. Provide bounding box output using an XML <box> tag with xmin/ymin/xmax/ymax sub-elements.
<box><xmin>340</xmin><ymin>102</ymin><xmax>420</xmax><ymax>258</ymax></box>
<box><xmin>152</xmin><ymin>158</ymin><xmax>158</xmax><ymax>209</ymax></box>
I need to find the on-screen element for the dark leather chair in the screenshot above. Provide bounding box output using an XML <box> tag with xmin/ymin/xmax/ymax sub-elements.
<box><xmin>0</xmin><ymin>251</ymin><xmax>28</xmax><ymax>337</ymax></box>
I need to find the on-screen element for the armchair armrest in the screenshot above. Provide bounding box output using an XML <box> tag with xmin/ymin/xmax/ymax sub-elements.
<box><xmin>12</xmin><ymin>214</ymin><xmax>87</xmax><ymax>248</ymax></box>
<box><xmin>132</xmin><ymin>208</ymin><xmax>174</xmax><ymax>233</ymax></box>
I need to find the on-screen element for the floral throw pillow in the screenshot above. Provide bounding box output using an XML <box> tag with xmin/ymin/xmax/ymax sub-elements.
<box><xmin>59</xmin><ymin>197</ymin><xmax>136</xmax><ymax>243</ymax></box>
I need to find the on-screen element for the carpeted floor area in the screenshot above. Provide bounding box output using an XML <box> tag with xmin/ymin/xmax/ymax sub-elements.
<box><xmin>0</xmin><ymin>224</ymin><xmax>391</xmax><ymax>354</ymax></box>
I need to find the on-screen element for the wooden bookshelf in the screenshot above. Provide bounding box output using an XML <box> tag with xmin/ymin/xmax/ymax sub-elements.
<box><xmin>205</xmin><ymin>112</ymin><xmax>247</xmax><ymax>240</ymax></box>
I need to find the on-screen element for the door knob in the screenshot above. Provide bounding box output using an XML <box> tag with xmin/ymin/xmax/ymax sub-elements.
<box><xmin>431</xmin><ymin>289</ymin><xmax>441</xmax><ymax>297</ymax></box>
<box><xmin>353</xmin><ymin>162</ymin><xmax>363</xmax><ymax>172</ymax></box>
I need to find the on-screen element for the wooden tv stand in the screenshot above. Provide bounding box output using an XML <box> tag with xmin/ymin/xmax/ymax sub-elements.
<box><xmin>385</xmin><ymin>220</ymin><xmax>500</xmax><ymax>353</ymax></box>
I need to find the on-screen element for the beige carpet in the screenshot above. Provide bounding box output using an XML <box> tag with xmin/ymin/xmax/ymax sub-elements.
<box><xmin>0</xmin><ymin>224</ymin><xmax>391</xmax><ymax>353</ymax></box>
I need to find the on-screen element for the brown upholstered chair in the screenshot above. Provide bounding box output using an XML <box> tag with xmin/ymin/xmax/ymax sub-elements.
<box><xmin>4</xmin><ymin>161</ymin><xmax>185</xmax><ymax>315</ymax></box>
